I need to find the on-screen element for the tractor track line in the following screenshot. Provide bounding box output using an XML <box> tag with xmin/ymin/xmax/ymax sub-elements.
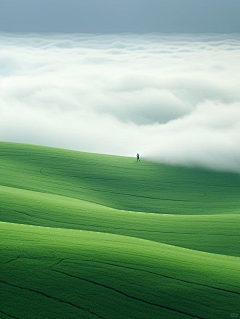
<box><xmin>0</xmin><ymin>279</ymin><xmax>105</xmax><ymax>319</ymax></box>
<box><xmin>51</xmin><ymin>268</ymin><xmax>206</xmax><ymax>319</ymax></box>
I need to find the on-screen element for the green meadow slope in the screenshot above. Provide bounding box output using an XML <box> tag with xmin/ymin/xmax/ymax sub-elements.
<box><xmin>1</xmin><ymin>142</ymin><xmax>240</xmax><ymax>319</ymax></box>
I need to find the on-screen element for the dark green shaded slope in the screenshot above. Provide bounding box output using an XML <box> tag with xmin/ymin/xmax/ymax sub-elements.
<box><xmin>1</xmin><ymin>222</ymin><xmax>240</xmax><ymax>319</ymax></box>
<box><xmin>1</xmin><ymin>141</ymin><xmax>240</xmax><ymax>215</ymax></box>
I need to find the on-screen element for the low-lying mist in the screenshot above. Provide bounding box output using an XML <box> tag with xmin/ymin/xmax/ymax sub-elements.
<box><xmin>1</xmin><ymin>33</ymin><xmax>240</xmax><ymax>172</ymax></box>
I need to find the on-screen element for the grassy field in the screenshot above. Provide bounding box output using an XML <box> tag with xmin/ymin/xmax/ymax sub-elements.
<box><xmin>1</xmin><ymin>141</ymin><xmax>240</xmax><ymax>319</ymax></box>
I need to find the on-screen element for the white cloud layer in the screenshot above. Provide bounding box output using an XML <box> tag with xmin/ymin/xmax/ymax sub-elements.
<box><xmin>1</xmin><ymin>33</ymin><xmax>240</xmax><ymax>172</ymax></box>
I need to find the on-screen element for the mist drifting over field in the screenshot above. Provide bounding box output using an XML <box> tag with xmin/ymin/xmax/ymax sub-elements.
<box><xmin>1</xmin><ymin>33</ymin><xmax>240</xmax><ymax>172</ymax></box>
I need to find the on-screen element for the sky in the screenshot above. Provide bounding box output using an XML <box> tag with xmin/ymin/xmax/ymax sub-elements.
<box><xmin>0</xmin><ymin>0</ymin><xmax>240</xmax><ymax>33</ymax></box>
<box><xmin>1</xmin><ymin>33</ymin><xmax>240</xmax><ymax>173</ymax></box>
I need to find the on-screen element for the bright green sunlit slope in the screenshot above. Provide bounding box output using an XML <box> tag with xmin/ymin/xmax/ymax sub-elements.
<box><xmin>1</xmin><ymin>142</ymin><xmax>240</xmax><ymax>319</ymax></box>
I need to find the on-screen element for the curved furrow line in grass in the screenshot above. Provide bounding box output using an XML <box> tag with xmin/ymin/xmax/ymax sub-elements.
<box><xmin>12</xmin><ymin>210</ymin><xmax>198</xmax><ymax>235</ymax></box>
<box><xmin>36</xmin><ymin>168</ymin><xmax>193</xmax><ymax>203</ymax></box>
<box><xmin>5</xmin><ymin>254</ymin><xmax>240</xmax><ymax>298</ymax></box>
<box><xmin>9</xmin><ymin>208</ymin><xmax>240</xmax><ymax>236</ymax></box>
<box><xmin>4</xmin><ymin>255</ymin><xmax>67</xmax><ymax>266</ymax></box>
<box><xmin>13</xmin><ymin>210</ymin><xmax>115</xmax><ymax>229</ymax></box>
<box><xmin>50</xmin><ymin>269</ymin><xmax>206</xmax><ymax>319</ymax></box>
<box><xmin>4</xmin><ymin>256</ymin><xmax>21</xmax><ymax>264</ymax></box>
<box><xmin>126</xmin><ymin>230</ymin><xmax>240</xmax><ymax>237</ymax></box>
<box><xmin>77</xmin><ymin>259</ymin><xmax>240</xmax><ymax>296</ymax></box>
<box><xmin>0</xmin><ymin>280</ymin><xmax>105</xmax><ymax>319</ymax></box>
<box><xmin>40</xmin><ymin>168</ymin><xmax>118</xmax><ymax>182</ymax></box>
<box><xmin>7</xmin><ymin>254</ymin><xmax>235</xmax><ymax>295</ymax></box>
<box><xmin>10</xmin><ymin>210</ymin><xmax>203</xmax><ymax>234</ymax></box>
<box><xmin>0</xmin><ymin>310</ymin><xmax>20</xmax><ymax>319</ymax></box>
<box><xmin>19</xmin><ymin>181</ymin><xmax>192</xmax><ymax>207</ymax></box>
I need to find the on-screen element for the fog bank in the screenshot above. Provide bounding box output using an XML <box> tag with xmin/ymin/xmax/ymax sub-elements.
<box><xmin>1</xmin><ymin>33</ymin><xmax>240</xmax><ymax>172</ymax></box>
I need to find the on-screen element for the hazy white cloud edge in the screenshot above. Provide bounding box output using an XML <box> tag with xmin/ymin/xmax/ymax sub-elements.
<box><xmin>1</xmin><ymin>33</ymin><xmax>240</xmax><ymax>173</ymax></box>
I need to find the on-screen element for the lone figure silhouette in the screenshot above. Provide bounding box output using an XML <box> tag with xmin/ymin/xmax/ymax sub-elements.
<box><xmin>136</xmin><ymin>153</ymin><xmax>140</xmax><ymax>161</ymax></box>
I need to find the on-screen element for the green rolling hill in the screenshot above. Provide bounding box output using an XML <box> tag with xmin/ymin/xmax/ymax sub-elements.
<box><xmin>1</xmin><ymin>141</ymin><xmax>240</xmax><ymax>319</ymax></box>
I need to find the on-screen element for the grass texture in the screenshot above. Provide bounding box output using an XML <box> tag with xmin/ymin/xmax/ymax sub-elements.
<box><xmin>1</xmin><ymin>141</ymin><xmax>240</xmax><ymax>319</ymax></box>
